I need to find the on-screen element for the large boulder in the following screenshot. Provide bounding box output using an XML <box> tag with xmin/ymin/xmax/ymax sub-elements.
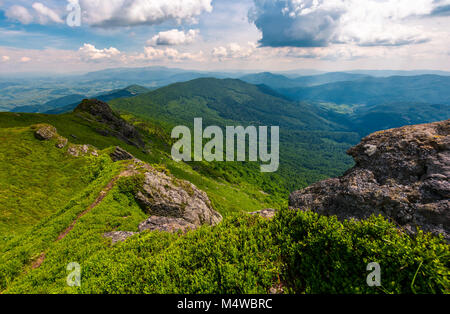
<box><xmin>135</xmin><ymin>164</ymin><xmax>222</xmax><ymax>227</ymax></box>
<box><xmin>104</xmin><ymin>160</ymin><xmax>223</xmax><ymax>244</ymax></box>
<box><xmin>34</xmin><ymin>124</ymin><xmax>57</xmax><ymax>141</ymax></box>
<box><xmin>289</xmin><ymin>120</ymin><xmax>450</xmax><ymax>240</ymax></box>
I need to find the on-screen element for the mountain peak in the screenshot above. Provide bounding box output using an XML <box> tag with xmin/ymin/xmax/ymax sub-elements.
<box><xmin>74</xmin><ymin>99</ymin><xmax>145</xmax><ymax>148</ymax></box>
<box><xmin>74</xmin><ymin>98</ymin><xmax>115</xmax><ymax>117</ymax></box>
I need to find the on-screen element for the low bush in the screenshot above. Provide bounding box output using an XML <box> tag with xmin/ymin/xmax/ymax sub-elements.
<box><xmin>273</xmin><ymin>209</ymin><xmax>449</xmax><ymax>294</ymax></box>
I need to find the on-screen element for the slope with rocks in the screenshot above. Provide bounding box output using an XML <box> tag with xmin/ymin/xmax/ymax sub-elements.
<box><xmin>289</xmin><ymin>119</ymin><xmax>450</xmax><ymax>240</ymax></box>
<box><xmin>1</xmin><ymin>122</ymin><xmax>222</xmax><ymax>289</ymax></box>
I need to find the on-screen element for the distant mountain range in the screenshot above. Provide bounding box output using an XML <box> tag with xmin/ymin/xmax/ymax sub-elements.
<box><xmin>240</xmin><ymin>72</ymin><xmax>369</xmax><ymax>89</ymax></box>
<box><xmin>278</xmin><ymin>75</ymin><xmax>450</xmax><ymax>105</ymax></box>
<box><xmin>10</xmin><ymin>85</ymin><xmax>152</xmax><ymax>114</ymax></box>
<box><xmin>2</xmin><ymin>66</ymin><xmax>450</xmax><ymax>112</ymax></box>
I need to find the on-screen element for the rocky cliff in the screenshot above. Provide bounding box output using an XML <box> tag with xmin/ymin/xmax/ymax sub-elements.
<box><xmin>290</xmin><ymin>119</ymin><xmax>449</xmax><ymax>240</ymax></box>
<box><xmin>74</xmin><ymin>99</ymin><xmax>145</xmax><ymax>148</ymax></box>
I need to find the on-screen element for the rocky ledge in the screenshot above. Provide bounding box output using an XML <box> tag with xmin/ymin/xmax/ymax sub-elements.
<box><xmin>289</xmin><ymin>120</ymin><xmax>449</xmax><ymax>240</ymax></box>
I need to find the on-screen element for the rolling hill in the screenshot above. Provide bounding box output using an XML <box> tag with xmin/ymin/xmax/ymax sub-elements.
<box><xmin>44</xmin><ymin>85</ymin><xmax>151</xmax><ymax>114</ymax></box>
<box><xmin>110</xmin><ymin>78</ymin><xmax>359</xmax><ymax>191</ymax></box>
<box><xmin>10</xmin><ymin>94</ymin><xmax>87</xmax><ymax>114</ymax></box>
<box><xmin>241</xmin><ymin>72</ymin><xmax>368</xmax><ymax>89</ymax></box>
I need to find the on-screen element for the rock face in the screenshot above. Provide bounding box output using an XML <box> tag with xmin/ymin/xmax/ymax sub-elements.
<box><xmin>135</xmin><ymin>164</ymin><xmax>223</xmax><ymax>227</ymax></box>
<box><xmin>289</xmin><ymin>120</ymin><xmax>450</xmax><ymax>240</ymax></box>
<box><xmin>74</xmin><ymin>99</ymin><xmax>145</xmax><ymax>148</ymax></box>
<box><xmin>34</xmin><ymin>124</ymin><xmax>57</xmax><ymax>141</ymax></box>
<box><xmin>110</xmin><ymin>146</ymin><xmax>135</xmax><ymax>162</ymax></box>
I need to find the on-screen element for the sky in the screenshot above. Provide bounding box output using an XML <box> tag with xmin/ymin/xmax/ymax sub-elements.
<box><xmin>0</xmin><ymin>0</ymin><xmax>449</xmax><ymax>74</ymax></box>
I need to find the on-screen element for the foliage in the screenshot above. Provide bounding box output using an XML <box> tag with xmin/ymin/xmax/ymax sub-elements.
<box><xmin>272</xmin><ymin>209</ymin><xmax>450</xmax><ymax>294</ymax></box>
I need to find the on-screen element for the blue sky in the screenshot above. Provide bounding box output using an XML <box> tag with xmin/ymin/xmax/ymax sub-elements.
<box><xmin>0</xmin><ymin>0</ymin><xmax>449</xmax><ymax>74</ymax></box>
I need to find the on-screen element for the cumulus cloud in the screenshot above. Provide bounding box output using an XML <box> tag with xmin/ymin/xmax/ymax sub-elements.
<box><xmin>5</xmin><ymin>3</ymin><xmax>63</xmax><ymax>25</ymax></box>
<box><xmin>1</xmin><ymin>56</ymin><xmax>10</xmax><ymax>62</ymax></box>
<box><xmin>138</xmin><ymin>46</ymin><xmax>204</xmax><ymax>62</ymax></box>
<box><xmin>79</xmin><ymin>44</ymin><xmax>121</xmax><ymax>62</ymax></box>
<box><xmin>148</xmin><ymin>29</ymin><xmax>200</xmax><ymax>46</ymax></box>
<box><xmin>78</xmin><ymin>0</ymin><xmax>213</xmax><ymax>27</ymax></box>
<box><xmin>212</xmin><ymin>42</ymin><xmax>256</xmax><ymax>60</ymax></box>
<box><xmin>279</xmin><ymin>45</ymin><xmax>382</xmax><ymax>61</ymax></box>
<box><xmin>20</xmin><ymin>57</ymin><xmax>31</xmax><ymax>62</ymax></box>
<box><xmin>249</xmin><ymin>0</ymin><xmax>444</xmax><ymax>48</ymax></box>
<box><xmin>5</xmin><ymin>5</ymin><xmax>34</xmax><ymax>24</ymax></box>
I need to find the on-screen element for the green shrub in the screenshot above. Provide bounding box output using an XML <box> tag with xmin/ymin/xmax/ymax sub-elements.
<box><xmin>273</xmin><ymin>209</ymin><xmax>450</xmax><ymax>294</ymax></box>
<box><xmin>79</xmin><ymin>214</ymin><xmax>281</xmax><ymax>294</ymax></box>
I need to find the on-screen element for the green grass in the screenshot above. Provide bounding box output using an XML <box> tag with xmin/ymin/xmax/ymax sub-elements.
<box><xmin>1</xmin><ymin>102</ymin><xmax>446</xmax><ymax>294</ymax></box>
<box><xmin>2</xmin><ymin>206</ymin><xmax>448</xmax><ymax>294</ymax></box>
<box><xmin>0</xmin><ymin>126</ymin><xmax>101</xmax><ymax>238</ymax></box>
<box><xmin>0</xmin><ymin>112</ymin><xmax>285</xmax><ymax>232</ymax></box>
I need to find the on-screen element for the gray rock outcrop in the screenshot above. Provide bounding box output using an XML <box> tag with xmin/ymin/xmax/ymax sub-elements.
<box><xmin>289</xmin><ymin>120</ymin><xmax>450</xmax><ymax>240</ymax></box>
<box><xmin>135</xmin><ymin>164</ymin><xmax>223</xmax><ymax>227</ymax></box>
<box><xmin>110</xmin><ymin>146</ymin><xmax>135</xmax><ymax>162</ymax></box>
<box><xmin>74</xmin><ymin>99</ymin><xmax>145</xmax><ymax>148</ymax></box>
<box><xmin>34</xmin><ymin>124</ymin><xmax>57</xmax><ymax>141</ymax></box>
<box><xmin>105</xmin><ymin>160</ymin><xmax>223</xmax><ymax>243</ymax></box>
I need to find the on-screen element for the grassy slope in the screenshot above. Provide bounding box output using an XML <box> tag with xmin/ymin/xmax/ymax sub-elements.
<box><xmin>0</xmin><ymin>104</ymin><xmax>447</xmax><ymax>294</ymax></box>
<box><xmin>0</xmin><ymin>110</ymin><xmax>286</xmax><ymax>291</ymax></box>
<box><xmin>0</xmin><ymin>126</ymin><xmax>97</xmax><ymax>239</ymax></box>
<box><xmin>0</xmin><ymin>111</ymin><xmax>283</xmax><ymax>234</ymax></box>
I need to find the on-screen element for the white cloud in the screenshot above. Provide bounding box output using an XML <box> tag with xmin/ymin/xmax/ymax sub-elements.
<box><xmin>1</xmin><ymin>56</ymin><xmax>10</xmax><ymax>62</ymax></box>
<box><xmin>279</xmin><ymin>45</ymin><xmax>384</xmax><ymax>61</ymax></box>
<box><xmin>79</xmin><ymin>44</ymin><xmax>121</xmax><ymax>62</ymax></box>
<box><xmin>32</xmin><ymin>2</ymin><xmax>64</xmax><ymax>24</ymax></box>
<box><xmin>4</xmin><ymin>3</ymin><xmax>63</xmax><ymax>25</ymax></box>
<box><xmin>20</xmin><ymin>57</ymin><xmax>31</xmax><ymax>62</ymax></box>
<box><xmin>137</xmin><ymin>46</ymin><xmax>204</xmax><ymax>62</ymax></box>
<box><xmin>212</xmin><ymin>42</ymin><xmax>256</xmax><ymax>60</ymax></box>
<box><xmin>5</xmin><ymin>5</ymin><xmax>34</xmax><ymax>24</ymax></box>
<box><xmin>250</xmin><ymin>0</ymin><xmax>448</xmax><ymax>47</ymax></box>
<box><xmin>149</xmin><ymin>29</ymin><xmax>200</xmax><ymax>46</ymax></box>
<box><xmin>79</xmin><ymin>0</ymin><xmax>213</xmax><ymax>27</ymax></box>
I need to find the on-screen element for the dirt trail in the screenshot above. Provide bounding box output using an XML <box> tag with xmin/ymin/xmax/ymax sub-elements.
<box><xmin>31</xmin><ymin>169</ymin><xmax>134</xmax><ymax>269</ymax></box>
